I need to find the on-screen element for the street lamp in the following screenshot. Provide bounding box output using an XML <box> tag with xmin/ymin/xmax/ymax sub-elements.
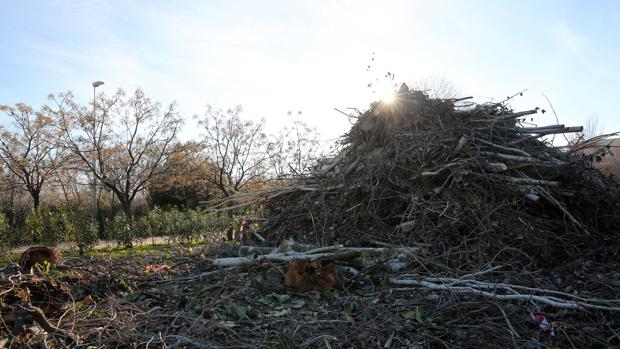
<box><xmin>91</xmin><ymin>81</ymin><xmax>104</xmax><ymax>224</ymax></box>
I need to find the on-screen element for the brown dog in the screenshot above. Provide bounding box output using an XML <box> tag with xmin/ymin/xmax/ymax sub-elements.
<box><xmin>285</xmin><ymin>259</ymin><xmax>341</xmax><ymax>292</ymax></box>
<box><xmin>19</xmin><ymin>246</ymin><xmax>60</xmax><ymax>271</ymax></box>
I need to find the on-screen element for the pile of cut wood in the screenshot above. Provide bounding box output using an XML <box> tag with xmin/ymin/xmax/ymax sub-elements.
<box><xmin>263</xmin><ymin>84</ymin><xmax>620</xmax><ymax>269</ymax></box>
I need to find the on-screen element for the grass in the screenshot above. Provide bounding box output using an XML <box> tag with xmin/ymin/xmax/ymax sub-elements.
<box><xmin>1</xmin><ymin>240</ymin><xmax>205</xmax><ymax>267</ymax></box>
<box><xmin>69</xmin><ymin>241</ymin><xmax>202</xmax><ymax>259</ymax></box>
<box><xmin>0</xmin><ymin>250</ymin><xmax>20</xmax><ymax>265</ymax></box>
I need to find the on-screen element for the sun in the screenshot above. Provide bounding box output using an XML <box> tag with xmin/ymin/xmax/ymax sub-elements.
<box><xmin>381</xmin><ymin>90</ymin><xmax>395</xmax><ymax>103</ymax></box>
<box><xmin>379</xmin><ymin>86</ymin><xmax>396</xmax><ymax>103</ymax></box>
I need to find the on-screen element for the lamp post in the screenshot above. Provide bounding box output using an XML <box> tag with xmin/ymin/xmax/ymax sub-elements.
<box><xmin>91</xmin><ymin>81</ymin><xmax>104</xmax><ymax>223</ymax></box>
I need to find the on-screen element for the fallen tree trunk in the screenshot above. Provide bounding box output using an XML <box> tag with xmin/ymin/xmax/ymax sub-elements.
<box><xmin>210</xmin><ymin>246</ymin><xmax>419</xmax><ymax>267</ymax></box>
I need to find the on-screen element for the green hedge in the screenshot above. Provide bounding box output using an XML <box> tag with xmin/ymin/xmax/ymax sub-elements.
<box><xmin>2</xmin><ymin>207</ymin><xmax>234</xmax><ymax>251</ymax></box>
<box><xmin>0</xmin><ymin>212</ymin><xmax>10</xmax><ymax>254</ymax></box>
<box><xmin>102</xmin><ymin>208</ymin><xmax>233</xmax><ymax>246</ymax></box>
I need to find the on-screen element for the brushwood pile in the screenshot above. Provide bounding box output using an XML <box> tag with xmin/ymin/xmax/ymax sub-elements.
<box><xmin>265</xmin><ymin>85</ymin><xmax>620</xmax><ymax>269</ymax></box>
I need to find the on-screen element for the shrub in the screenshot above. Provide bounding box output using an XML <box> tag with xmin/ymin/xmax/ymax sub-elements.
<box><xmin>202</xmin><ymin>213</ymin><xmax>232</xmax><ymax>243</ymax></box>
<box><xmin>24</xmin><ymin>208</ymin><xmax>63</xmax><ymax>245</ymax></box>
<box><xmin>106</xmin><ymin>213</ymin><xmax>133</xmax><ymax>247</ymax></box>
<box><xmin>144</xmin><ymin>207</ymin><xmax>165</xmax><ymax>239</ymax></box>
<box><xmin>62</xmin><ymin>207</ymin><xmax>98</xmax><ymax>256</ymax></box>
<box><xmin>0</xmin><ymin>212</ymin><xmax>11</xmax><ymax>255</ymax></box>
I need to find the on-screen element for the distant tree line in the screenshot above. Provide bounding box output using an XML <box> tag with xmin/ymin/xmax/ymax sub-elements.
<box><xmin>0</xmin><ymin>88</ymin><xmax>321</xmax><ymax>252</ymax></box>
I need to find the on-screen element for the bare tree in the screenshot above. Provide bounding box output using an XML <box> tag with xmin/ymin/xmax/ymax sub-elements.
<box><xmin>53</xmin><ymin>160</ymin><xmax>86</xmax><ymax>206</ymax></box>
<box><xmin>268</xmin><ymin>114</ymin><xmax>321</xmax><ymax>178</ymax></box>
<box><xmin>199</xmin><ymin>105</ymin><xmax>269</xmax><ymax>197</ymax></box>
<box><xmin>0</xmin><ymin>103</ymin><xmax>63</xmax><ymax>208</ymax></box>
<box><xmin>583</xmin><ymin>115</ymin><xmax>605</xmax><ymax>139</ymax></box>
<box><xmin>412</xmin><ymin>76</ymin><xmax>459</xmax><ymax>99</ymax></box>
<box><xmin>49</xmin><ymin>89</ymin><xmax>183</xmax><ymax>221</ymax></box>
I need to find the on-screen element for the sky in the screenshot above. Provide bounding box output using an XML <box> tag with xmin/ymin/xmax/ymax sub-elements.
<box><xmin>1</xmin><ymin>0</ymin><xmax>619</xmax><ymax>143</ymax></box>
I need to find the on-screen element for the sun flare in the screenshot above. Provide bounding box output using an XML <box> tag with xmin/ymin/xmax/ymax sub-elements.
<box><xmin>379</xmin><ymin>87</ymin><xmax>396</xmax><ymax>103</ymax></box>
<box><xmin>380</xmin><ymin>91</ymin><xmax>395</xmax><ymax>103</ymax></box>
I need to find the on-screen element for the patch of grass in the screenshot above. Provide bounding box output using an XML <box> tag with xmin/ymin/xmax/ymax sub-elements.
<box><xmin>0</xmin><ymin>250</ymin><xmax>20</xmax><ymax>266</ymax></box>
<box><xmin>65</xmin><ymin>242</ymin><xmax>202</xmax><ymax>260</ymax></box>
<box><xmin>87</xmin><ymin>244</ymin><xmax>171</xmax><ymax>259</ymax></box>
<box><xmin>1</xmin><ymin>241</ymin><xmax>203</xmax><ymax>267</ymax></box>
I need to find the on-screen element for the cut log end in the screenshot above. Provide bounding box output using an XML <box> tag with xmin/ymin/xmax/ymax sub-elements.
<box><xmin>285</xmin><ymin>259</ymin><xmax>342</xmax><ymax>292</ymax></box>
<box><xmin>19</xmin><ymin>246</ymin><xmax>60</xmax><ymax>271</ymax></box>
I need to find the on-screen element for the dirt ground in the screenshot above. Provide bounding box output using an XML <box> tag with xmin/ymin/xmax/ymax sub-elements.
<box><xmin>1</xmin><ymin>243</ymin><xmax>619</xmax><ymax>348</ymax></box>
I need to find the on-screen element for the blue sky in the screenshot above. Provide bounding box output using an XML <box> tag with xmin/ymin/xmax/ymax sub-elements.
<box><xmin>1</xmin><ymin>0</ymin><xmax>619</xmax><ymax>142</ymax></box>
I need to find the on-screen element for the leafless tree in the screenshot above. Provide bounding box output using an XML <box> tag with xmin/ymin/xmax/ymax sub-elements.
<box><xmin>412</xmin><ymin>76</ymin><xmax>459</xmax><ymax>99</ymax></box>
<box><xmin>49</xmin><ymin>89</ymin><xmax>183</xmax><ymax>220</ymax></box>
<box><xmin>0</xmin><ymin>103</ymin><xmax>63</xmax><ymax>208</ymax></box>
<box><xmin>199</xmin><ymin>105</ymin><xmax>269</xmax><ymax>197</ymax></box>
<box><xmin>268</xmin><ymin>115</ymin><xmax>321</xmax><ymax>178</ymax></box>
<box><xmin>583</xmin><ymin>115</ymin><xmax>605</xmax><ymax>139</ymax></box>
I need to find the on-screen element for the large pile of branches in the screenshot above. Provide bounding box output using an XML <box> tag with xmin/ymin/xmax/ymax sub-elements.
<box><xmin>264</xmin><ymin>85</ymin><xmax>620</xmax><ymax>269</ymax></box>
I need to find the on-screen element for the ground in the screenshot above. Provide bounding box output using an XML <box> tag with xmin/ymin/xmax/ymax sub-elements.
<box><xmin>1</xmin><ymin>242</ymin><xmax>619</xmax><ymax>348</ymax></box>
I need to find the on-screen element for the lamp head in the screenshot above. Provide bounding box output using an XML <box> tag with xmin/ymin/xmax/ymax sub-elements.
<box><xmin>92</xmin><ymin>81</ymin><xmax>104</xmax><ymax>88</ymax></box>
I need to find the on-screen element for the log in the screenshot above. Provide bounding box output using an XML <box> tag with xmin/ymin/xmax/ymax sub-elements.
<box><xmin>389</xmin><ymin>277</ymin><xmax>620</xmax><ymax>312</ymax></box>
<box><xmin>4</xmin><ymin>304</ymin><xmax>77</xmax><ymax>342</ymax></box>
<box><xmin>519</xmin><ymin>124</ymin><xmax>565</xmax><ymax>132</ymax></box>
<box><xmin>211</xmin><ymin>246</ymin><xmax>419</xmax><ymax>267</ymax></box>
<box><xmin>421</xmin><ymin>162</ymin><xmax>460</xmax><ymax>176</ymax></box>
<box><xmin>532</xmin><ymin>126</ymin><xmax>583</xmax><ymax>136</ymax></box>
<box><xmin>19</xmin><ymin>246</ymin><xmax>60</xmax><ymax>271</ymax></box>
<box><xmin>492</xmin><ymin>175</ymin><xmax>559</xmax><ymax>187</ymax></box>
<box><xmin>476</xmin><ymin>138</ymin><xmax>532</xmax><ymax>157</ymax></box>
<box><xmin>452</xmin><ymin>135</ymin><xmax>467</xmax><ymax>154</ymax></box>
<box><xmin>486</xmin><ymin>162</ymin><xmax>508</xmax><ymax>172</ymax></box>
<box><xmin>524</xmin><ymin>193</ymin><xmax>540</xmax><ymax>202</ymax></box>
<box><xmin>481</xmin><ymin>151</ymin><xmax>541</xmax><ymax>163</ymax></box>
<box><xmin>211</xmin><ymin>250</ymin><xmax>362</xmax><ymax>267</ymax></box>
<box><xmin>472</xmin><ymin>109</ymin><xmax>538</xmax><ymax>122</ymax></box>
<box><xmin>317</xmin><ymin>150</ymin><xmax>348</xmax><ymax>175</ymax></box>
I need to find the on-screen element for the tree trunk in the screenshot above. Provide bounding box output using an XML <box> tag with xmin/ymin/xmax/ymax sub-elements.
<box><xmin>121</xmin><ymin>199</ymin><xmax>134</xmax><ymax>248</ymax></box>
<box><xmin>122</xmin><ymin>199</ymin><xmax>132</xmax><ymax>221</ymax></box>
<box><xmin>31</xmin><ymin>191</ymin><xmax>40</xmax><ymax>209</ymax></box>
<box><xmin>226</xmin><ymin>199</ymin><xmax>235</xmax><ymax>241</ymax></box>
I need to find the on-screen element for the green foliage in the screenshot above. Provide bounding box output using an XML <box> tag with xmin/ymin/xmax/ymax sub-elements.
<box><xmin>12</xmin><ymin>206</ymin><xmax>97</xmax><ymax>253</ymax></box>
<box><xmin>0</xmin><ymin>212</ymin><xmax>11</xmax><ymax>255</ymax></box>
<box><xmin>140</xmin><ymin>207</ymin><xmax>231</xmax><ymax>244</ymax></box>
<box><xmin>76</xmin><ymin>243</ymin><xmax>178</xmax><ymax>259</ymax></box>
<box><xmin>32</xmin><ymin>260</ymin><xmax>58</xmax><ymax>278</ymax></box>
<box><xmin>271</xmin><ymin>333</ymin><xmax>300</xmax><ymax>349</ymax></box>
<box><xmin>106</xmin><ymin>213</ymin><xmax>134</xmax><ymax>247</ymax></box>
<box><xmin>2</xmin><ymin>204</ymin><xmax>236</xmax><ymax>250</ymax></box>
<box><xmin>144</xmin><ymin>207</ymin><xmax>165</xmax><ymax>237</ymax></box>
<box><xmin>62</xmin><ymin>206</ymin><xmax>98</xmax><ymax>255</ymax></box>
<box><xmin>24</xmin><ymin>207</ymin><xmax>63</xmax><ymax>245</ymax></box>
<box><xmin>226</xmin><ymin>304</ymin><xmax>255</xmax><ymax>321</ymax></box>
<box><xmin>101</xmin><ymin>207</ymin><xmax>230</xmax><ymax>246</ymax></box>
<box><xmin>402</xmin><ymin>307</ymin><xmax>439</xmax><ymax>326</ymax></box>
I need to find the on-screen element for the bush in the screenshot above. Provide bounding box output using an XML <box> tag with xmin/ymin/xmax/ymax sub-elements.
<box><xmin>143</xmin><ymin>207</ymin><xmax>165</xmax><ymax>239</ymax></box>
<box><xmin>202</xmin><ymin>213</ymin><xmax>232</xmax><ymax>243</ymax></box>
<box><xmin>161</xmin><ymin>208</ymin><xmax>186</xmax><ymax>242</ymax></box>
<box><xmin>62</xmin><ymin>207</ymin><xmax>98</xmax><ymax>255</ymax></box>
<box><xmin>95</xmin><ymin>208</ymin><xmax>236</xmax><ymax>247</ymax></box>
<box><xmin>0</xmin><ymin>212</ymin><xmax>11</xmax><ymax>254</ymax></box>
<box><xmin>106</xmin><ymin>213</ymin><xmax>133</xmax><ymax>247</ymax></box>
<box><xmin>24</xmin><ymin>208</ymin><xmax>63</xmax><ymax>245</ymax></box>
